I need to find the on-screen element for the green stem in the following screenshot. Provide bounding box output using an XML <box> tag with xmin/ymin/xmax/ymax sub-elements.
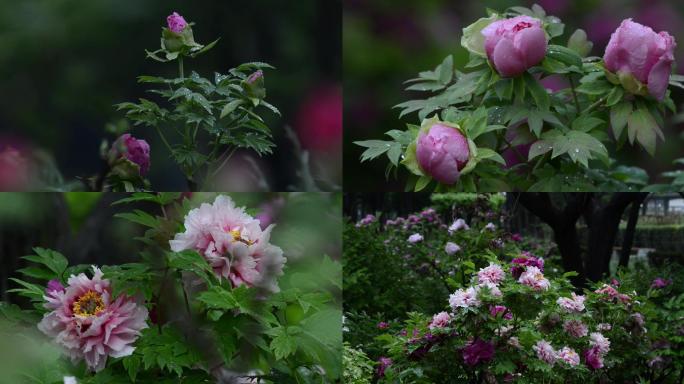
<box><xmin>155</xmin><ymin>126</ymin><xmax>174</xmax><ymax>154</ymax></box>
<box><xmin>502</xmin><ymin>137</ymin><xmax>526</xmax><ymax>164</ymax></box>
<box><xmin>581</xmin><ymin>95</ymin><xmax>608</xmax><ymax>115</ymax></box>
<box><xmin>178</xmin><ymin>56</ymin><xmax>184</xmax><ymax>80</ymax></box>
<box><xmin>568</xmin><ymin>75</ymin><xmax>581</xmax><ymax>114</ymax></box>
<box><xmin>210</xmin><ymin>147</ymin><xmax>237</xmax><ymax>177</ymax></box>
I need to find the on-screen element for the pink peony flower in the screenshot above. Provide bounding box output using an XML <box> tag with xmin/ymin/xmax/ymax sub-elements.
<box><xmin>416</xmin><ymin>123</ymin><xmax>470</xmax><ymax>185</ymax></box>
<box><xmin>510</xmin><ymin>254</ymin><xmax>544</xmax><ymax>279</ymax></box>
<box><xmin>556</xmin><ymin>292</ymin><xmax>586</xmax><ymax>313</ymax></box>
<box><xmin>518</xmin><ymin>266</ymin><xmax>550</xmax><ymax>291</ymax></box>
<box><xmin>377</xmin><ymin>321</ymin><xmax>389</xmax><ymax>330</ymax></box>
<box><xmin>444</xmin><ymin>242</ymin><xmax>461</xmax><ymax>255</ymax></box>
<box><xmin>584</xmin><ymin>345</ymin><xmax>604</xmax><ymax>369</ymax></box>
<box><xmin>296</xmin><ymin>85</ymin><xmax>342</xmax><ymax>152</ymax></box>
<box><xmin>511</xmin><ymin>233</ymin><xmax>523</xmax><ymax>242</ymax></box>
<box><xmin>477</xmin><ymin>263</ymin><xmax>505</xmax><ymax>286</ymax></box>
<box><xmin>37</xmin><ymin>267</ymin><xmax>148</xmax><ymax>372</ymax></box>
<box><xmin>462</xmin><ymin>339</ymin><xmax>495</xmax><ymax>366</ymax></box>
<box><xmin>356</xmin><ymin>214</ymin><xmax>376</xmax><ymax>228</ymax></box>
<box><xmin>449</xmin><ymin>218</ymin><xmax>470</xmax><ymax>233</ymax></box>
<box><xmin>557</xmin><ymin>347</ymin><xmax>580</xmax><ymax>366</ymax></box>
<box><xmin>47</xmin><ymin>279</ymin><xmax>65</xmax><ymax>295</ymax></box>
<box><xmin>167</xmin><ymin>12</ymin><xmax>188</xmax><ymax>33</ymax></box>
<box><xmin>533</xmin><ymin>340</ymin><xmax>557</xmax><ymax>365</ymax></box>
<box><xmin>589</xmin><ymin>332</ymin><xmax>610</xmax><ymax>354</ymax></box>
<box><xmin>108</xmin><ymin>134</ymin><xmax>151</xmax><ymax>175</ymax></box>
<box><xmin>0</xmin><ymin>146</ymin><xmax>30</xmax><ymax>190</ymax></box>
<box><xmin>490</xmin><ymin>305</ymin><xmax>513</xmax><ymax>320</ymax></box>
<box><xmin>377</xmin><ymin>357</ymin><xmax>392</xmax><ymax>378</ymax></box>
<box><xmin>407</xmin><ymin>233</ymin><xmax>423</xmax><ymax>243</ymax></box>
<box><xmin>563</xmin><ymin>319</ymin><xmax>588</xmax><ymax>338</ymax></box>
<box><xmin>169</xmin><ymin>195</ymin><xmax>286</xmax><ymax>292</ymax></box>
<box><xmin>651</xmin><ymin>277</ymin><xmax>672</xmax><ymax>289</ymax></box>
<box><xmin>449</xmin><ymin>287</ymin><xmax>481</xmax><ymax>309</ymax></box>
<box><xmin>603</xmin><ymin>19</ymin><xmax>676</xmax><ymax>100</ymax></box>
<box><xmin>478</xmin><ymin>282</ymin><xmax>502</xmax><ymax>297</ymax></box>
<box><xmin>429</xmin><ymin>311</ymin><xmax>451</xmax><ymax>330</ymax></box>
<box><xmin>484</xmin><ymin>222</ymin><xmax>496</xmax><ymax>231</ymax></box>
<box><xmin>481</xmin><ymin>15</ymin><xmax>548</xmax><ymax>77</ymax></box>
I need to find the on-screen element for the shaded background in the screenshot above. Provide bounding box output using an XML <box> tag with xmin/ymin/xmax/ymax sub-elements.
<box><xmin>0</xmin><ymin>0</ymin><xmax>342</xmax><ymax>191</ymax></box>
<box><xmin>344</xmin><ymin>0</ymin><xmax>684</xmax><ymax>191</ymax></box>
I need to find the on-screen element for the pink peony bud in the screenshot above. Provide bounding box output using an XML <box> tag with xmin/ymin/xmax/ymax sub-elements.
<box><xmin>604</xmin><ymin>19</ymin><xmax>676</xmax><ymax>100</ymax></box>
<box><xmin>481</xmin><ymin>15</ymin><xmax>548</xmax><ymax>77</ymax></box>
<box><xmin>166</xmin><ymin>12</ymin><xmax>188</xmax><ymax>34</ymax></box>
<box><xmin>416</xmin><ymin>123</ymin><xmax>470</xmax><ymax>185</ymax></box>
<box><xmin>109</xmin><ymin>134</ymin><xmax>151</xmax><ymax>175</ymax></box>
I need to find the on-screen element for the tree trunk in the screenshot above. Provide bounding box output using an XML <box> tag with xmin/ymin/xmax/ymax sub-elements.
<box><xmin>619</xmin><ymin>195</ymin><xmax>647</xmax><ymax>268</ymax></box>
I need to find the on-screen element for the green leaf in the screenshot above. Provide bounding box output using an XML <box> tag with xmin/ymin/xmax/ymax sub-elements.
<box><xmin>268</xmin><ymin>326</ymin><xmax>301</xmax><ymax>360</ymax></box>
<box><xmin>355</xmin><ymin>140</ymin><xmax>395</xmax><ymax>163</ymax></box>
<box><xmin>567</xmin><ymin>29</ymin><xmax>593</xmax><ymax>57</ymax></box>
<box><xmin>114</xmin><ymin>210</ymin><xmax>159</xmax><ymax>228</ymax></box>
<box><xmin>528</xmin><ymin>110</ymin><xmax>543</xmax><ymax>137</ymax></box>
<box><xmin>220</xmin><ymin>100</ymin><xmax>244</xmax><ymax>118</ymax></box>
<box><xmin>438</xmin><ymin>55</ymin><xmax>454</xmax><ymax>85</ymax></box>
<box><xmin>476</xmin><ymin>148</ymin><xmax>506</xmax><ymax>165</ymax></box>
<box><xmin>22</xmin><ymin>248</ymin><xmax>68</xmax><ymax>278</ymax></box>
<box><xmin>167</xmin><ymin>251</ymin><xmax>215</xmax><ymax>284</ymax></box>
<box><xmin>523</xmin><ymin>73</ymin><xmax>550</xmax><ymax>111</ymax></box>
<box><xmin>546</xmin><ymin>44</ymin><xmax>583</xmax><ymax>69</ymax></box>
<box><xmin>605</xmin><ymin>86</ymin><xmax>624</xmax><ymax>107</ymax></box>
<box><xmin>627</xmin><ymin>105</ymin><xmax>662</xmax><ymax>156</ymax></box>
<box><xmin>528</xmin><ymin>140</ymin><xmax>553</xmax><ymax>161</ymax></box>
<box><xmin>610</xmin><ymin>101</ymin><xmax>632</xmax><ymax>140</ymax></box>
<box><xmin>414</xmin><ymin>175</ymin><xmax>432</xmax><ymax>191</ymax></box>
<box><xmin>571</xmin><ymin>115</ymin><xmax>605</xmax><ymax>132</ymax></box>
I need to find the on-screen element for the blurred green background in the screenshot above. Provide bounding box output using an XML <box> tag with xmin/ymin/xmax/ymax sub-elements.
<box><xmin>0</xmin><ymin>0</ymin><xmax>341</xmax><ymax>191</ymax></box>
<box><xmin>344</xmin><ymin>0</ymin><xmax>684</xmax><ymax>191</ymax></box>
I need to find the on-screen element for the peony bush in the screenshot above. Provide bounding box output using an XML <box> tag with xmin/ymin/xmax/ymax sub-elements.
<box><xmin>0</xmin><ymin>193</ymin><xmax>342</xmax><ymax>383</ymax></box>
<box><xmin>355</xmin><ymin>4</ymin><xmax>684</xmax><ymax>192</ymax></box>
<box><xmin>344</xmin><ymin>204</ymin><xmax>684</xmax><ymax>383</ymax></box>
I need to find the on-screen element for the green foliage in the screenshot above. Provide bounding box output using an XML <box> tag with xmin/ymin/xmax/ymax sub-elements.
<box><xmin>343</xmin><ymin>342</ymin><xmax>374</xmax><ymax>384</ymax></box>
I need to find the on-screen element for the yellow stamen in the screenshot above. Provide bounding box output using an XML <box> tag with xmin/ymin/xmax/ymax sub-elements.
<box><xmin>72</xmin><ymin>290</ymin><xmax>105</xmax><ymax>317</ymax></box>
<box><xmin>229</xmin><ymin>228</ymin><xmax>254</xmax><ymax>245</ymax></box>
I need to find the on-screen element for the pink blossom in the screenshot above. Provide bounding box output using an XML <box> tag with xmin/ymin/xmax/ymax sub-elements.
<box><xmin>563</xmin><ymin>319</ymin><xmax>588</xmax><ymax>338</ymax></box>
<box><xmin>37</xmin><ymin>267</ymin><xmax>148</xmax><ymax>372</ymax></box>
<box><xmin>584</xmin><ymin>346</ymin><xmax>604</xmax><ymax>369</ymax></box>
<box><xmin>356</xmin><ymin>214</ymin><xmax>376</xmax><ymax>228</ymax></box>
<box><xmin>533</xmin><ymin>340</ymin><xmax>557</xmax><ymax>365</ymax></box>
<box><xmin>166</xmin><ymin>12</ymin><xmax>188</xmax><ymax>33</ymax></box>
<box><xmin>489</xmin><ymin>305</ymin><xmax>513</xmax><ymax>320</ymax></box>
<box><xmin>603</xmin><ymin>19</ymin><xmax>676</xmax><ymax>100</ymax></box>
<box><xmin>377</xmin><ymin>321</ymin><xmax>389</xmax><ymax>330</ymax></box>
<box><xmin>0</xmin><ymin>146</ymin><xmax>30</xmax><ymax>190</ymax></box>
<box><xmin>169</xmin><ymin>195</ymin><xmax>286</xmax><ymax>292</ymax></box>
<box><xmin>462</xmin><ymin>339</ymin><xmax>495</xmax><ymax>366</ymax></box>
<box><xmin>589</xmin><ymin>332</ymin><xmax>610</xmax><ymax>354</ymax></box>
<box><xmin>597</xmin><ymin>323</ymin><xmax>612</xmax><ymax>331</ymax></box>
<box><xmin>296</xmin><ymin>85</ymin><xmax>342</xmax><ymax>151</ymax></box>
<box><xmin>511</xmin><ymin>233</ymin><xmax>523</xmax><ymax>242</ymax></box>
<box><xmin>47</xmin><ymin>279</ymin><xmax>65</xmax><ymax>295</ymax></box>
<box><xmin>416</xmin><ymin>123</ymin><xmax>470</xmax><ymax>185</ymax></box>
<box><xmin>507</xmin><ymin>336</ymin><xmax>521</xmax><ymax>349</ymax></box>
<box><xmin>444</xmin><ymin>242</ymin><xmax>461</xmax><ymax>255</ymax></box>
<box><xmin>478</xmin><ymin>282</ymin><xmax>502</xmax><ymax>297</ymax></box>
<box><xmin>556</xmin><ymin>292</ymin><xmax>585</xmax><ymax>313</ymax></box>
<box><xmin>429</xmin><ymin>311</ymin><xmax>451</xmax><ymax>330</ymax></box>
<box><xmin>449</xmin><ymin>287</ymin><xmax>481</xmax><ymax>309</ymax></box>
<box><xmin>557</xmin><ymin>347</ymin><xmax>580</xmax><ymax>366</ymax></box>
<box><xmin>484</xmin><ymin>222</ymin><xmax>496</xmax><ymax>231</ymax></box>
<box><xmin>377</xmin><ymin>357</ymin><xmax>392</xmax><ymax>377</ymax></box>
<box><xmin>510</xmin><ymin>254</ymin><xmax>544</xmax><ymax>279</ymax></box>
<box><xmin>449</xmin><ymin>218</ymin><xmax>470</xmax><ymax>233</ymax></box>
<box><xmin>407</xmin><ymin>233</ymin><xmax>423</xmax><ymax>243</ymax></box>
<box><xmin>651</xmin><ymin>277</ymin><xmax>672</xmax><ymax>289</ymax></box>
<box><xmin>518</xmin><ymin>266</ymin><xmax>550</xmax><ymax>291</ymax></box>
<box><xmin>477</xmin><ymin>263</ymin><xmax>505</xmax><ymax>286</ymax></box>
<box><xmin>481</xmin><ymin>15</ymin><xmax>548</xmax><ymax>77</ymax></box>
<box><xmin>108</xmin><ymin>134</ymin><xmax>151</xmax><ymax>175</ymax></box>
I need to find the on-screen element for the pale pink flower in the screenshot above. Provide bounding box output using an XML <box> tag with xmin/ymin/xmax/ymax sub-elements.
<box><xmin>449</xmin><ymin>287</ymin><xmax>481</xmax><ymax>309</ymax></box>
<box><xmin>557</xmin><ymin>347</ymin><xmax>580</xmax><ymax>366</ymax></box>
<box><xmin>429</xmin><ymin>311</ymin><xmax>452</xmax><ymax>330</ymax></box>
<box><xmin>533</xmin><ymin>340</ymin><xmax>557</xmax><ymax>365</ymax></box>
<box><xmin>556</xmin><ymin>292</ymin><xmax>586</xmax><ymax>313</ymax></box>
<box><xmin>37</xmin><ymin>267</ymin><xmax>148</xmax><ymax>372</ymax></box>
<box><xmin>508</xmin><ymin>336</ymin><xmax>521</xmax><ymax>349</ymax></box>
<box><xmin>169</xmin><ymin>195</ymin><xmax>286</xmax><ymax>292</ymax></box>
<box><xmin>408</xmin><ymin>233</ymin><xmax>423</xmax><ymax>243</ymax></box>
<box><xmin>445</xmin><ymin>242</ymin><xmax>461</xmax><ymax>255</ymax></box>
<box><xmin>563</xmin><ymin>320</ymin><xmax>588</xmax><ymax>338</ymax></box>
<box><xmin>589</xmin><ymin>332</ymin><xmax>610</xmax><ymax>354</ymax></box>
<box><xmin>448</xmin><ymin>218</ymin><xmax>469</xmax><ymax>233</ymax></box>
<box><xmin>518</xmin><ymin>266</ymin><xmax>550</xmax><ymax>291</ymax></box>
<box><xmin>484</xmin><ymin>222</ymin><xmax>496</xmax><ymax>231</ymax></box>
<box><xmin>478</xmin><ymin>282</ymin><xmax>502</xmax><ymax>297</ymax></box>
<box><xmin>597</xmin><ymin>323</ymin><xmax>612</xmax><ymax>331</ymax></box>
<box><xmin>477</xmin><ymin>263</ymin><xmax>505</xmax><ymax>286</ymax></box>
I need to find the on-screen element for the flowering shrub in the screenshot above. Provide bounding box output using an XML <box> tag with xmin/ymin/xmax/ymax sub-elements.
<box><xmin>356</xmin><ymin>4</ymin><xmax>684</xmax><ymax>192</ymax></box>
<box><xmin>109</xmin><ymin>11</ymin><xmax>279</xmax><ymax>191</ymax></box>
<box><xmin>0</xmin><ymin>193</ymin><xmax>341</xmax><ymax>383</ymax></box>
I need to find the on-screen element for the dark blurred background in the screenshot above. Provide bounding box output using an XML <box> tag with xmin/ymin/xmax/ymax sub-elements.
<box><xmin>344</xmin><ymin>0</ymin><xmax>684</xmax><ymax>191</ymax></box>
<box><xmin>0</xmin><ymin>0</ymin><xmax>342</xmax><ymax>191</ymax></box>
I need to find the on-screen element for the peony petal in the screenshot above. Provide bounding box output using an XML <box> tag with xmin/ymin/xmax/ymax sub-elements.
<box><xmin>513</xmin><ymin>26</ymin><xmax>547</xmax><ymax>68</ymax></box>
<box><xmin>492</xmin><ymin>37</ymin><xmax>527</xmax><ymax>77</ymax></box>
<box><xmin>647</xmin><ymin>57</ymin><xmax>672</xmax><ymax>100</ymax></box>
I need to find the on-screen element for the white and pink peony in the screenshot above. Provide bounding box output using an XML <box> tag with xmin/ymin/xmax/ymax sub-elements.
<box><xmin>556</xmin><ymin>292</ymin><xmax>585</xmax><ymax>313</ymax></box>
<box><xmin>37</xmin><ymin>267</ymin><xmax>148</xmax><ymax>372</ymax></box>
<box><xmin>449</xmin><ymin>287</ymin><xmax>481</xmax><ymax>309</ymax></box>
<box><xmin>428</xmin><ymin>311</ymin><xmax>452</xmax><ymax>330</ymax></box>
<box><xmin>533</xmin><ymin>340</ymin><xmax>557</xmax><ymax>365</ymax></box>
<box><xmin>169</xmin><ymin>195</ymin><xmax>286</xmax><ymax>293</ymax></box>
<box><xmin>518</xmin><ymin>266</ymin><xmax>550</xmax><ymax>291</ymax></box>
<box><xmin>563</xmin><ymin>319</ymin><xmax>589</xmax><ymax>338</ymax></box>
<box><xmin>477</xmin><ymin>263</ymin><xmax>505</xmax><ymax>285</ymax></box>
<box><xmin>557</xmin><ymin>346</ymin><xmax>580</xmax><ymax>366</ymax></box>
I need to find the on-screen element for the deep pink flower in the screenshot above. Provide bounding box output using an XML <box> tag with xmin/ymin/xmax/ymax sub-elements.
<box><xmin>481</xmin><ymin>16</ymin><xmax>548</xmax><ymax>77</ymax></box>
<box><xmin>296</xmin><ymin>85</ymin><xmax>342</xmax><ymax>151</ymax></box>
<box><xmin>416</xmin><ymin>123</ymin><xmax>470</xmax><ymax>185</ymax></box>
<box><xmin>46</xmin><ymin>279</ymin><xmax>65</xmax><ymax>295</ymax></box>
<box><xmin>108</xmin><ymin>134</ymin><xmax>150</xmax><ymax>175</ymax></box>
<box><xmin>377</xmin><ymin>321</ymin><xmax>389</xmax><ymax>330</ymax></box>
<box><xmin>0</xmin><ymin>146</ymin><xmax>30</xmax><ymax>190</ymax></box>
<box><xmin>510</xmin><ymin>255</ymin><xmax>544</xmax><ymax>279</ymax></box>
<box><xmin>169</xmin><ymin>195</ymin><xmax>286</xmax><ymax>292</ymax></box>
<box><xmin>651</xmin><ymin>277</ymin><xmax>672</xmax><ymax>288</ymax></box>
<box><xmin>246</xmin><ymin>70</ymin><xmax>263</xmax><ymax>84</ymax></box>
<box><xmin>604</xmin><ymin>19</ymin><xmax>676</xmax><ymax>100</ymax></box>
<box><xmin>489</xmin><ymin>305</ymin><xmax>513</xmax><ymax>320</ymax></box>
<box><xmin>37</xmin><ymin>267</ymin><xmax>148</xmax><ymax>372</ymax></box>
<box><xmin>462</xmin><ymin>339</ymin><xmax>495</xmax><ymax>366</ymax></box>
<box><xmin>511</xmin><ymin>233</ymin><xmax>523</xmax><ymax>242</ymax></box>
<box><xmin>429</xmin><ymin>311</ymin><xmax>451</xmax><ymax>330</ymax></box>
<box><xmin>167</xmin><ymin>12</ymin><xmax>188</xmax><ymax>33</ymax></box>
<box><xmin>377</xmin><ymin>357</ymin><xmax>392</xmax><ymax>377</ymax></box>
<box><xmin>584</xmin><ymin>346</ymin><xmax>604</xmax><ymax>369</ymax></box>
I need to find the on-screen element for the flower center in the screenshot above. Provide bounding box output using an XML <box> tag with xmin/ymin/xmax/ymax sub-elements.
<box><xmin>228</xmin><ymin>228</ymin><xmax>254</xmax><ymax>245</ymax></box>
<box><xmin>513</xmin><ymin>21</ymin><xmax>533</xmax><ymax>32</ymax></box>
<box><xmin>72</xmin><ymin>290</ymin><xmax>105</xmax><ymax>317</ymax></box>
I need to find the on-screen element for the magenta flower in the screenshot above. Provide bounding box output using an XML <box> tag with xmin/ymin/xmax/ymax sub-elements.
<box><xmin>377</xmin><ymin>357</ymin><xmax>392</xmax><ymax>377</ymax></box>
<box><xmin>416</xmin><ymin>123</ymin><xmax>470</xmax><ymax>185</ymax></box>
<box><xmin>511</xmin><ymin>233</ymin><xmax>523</xmax><ymax>242</ymax></box>
<box><xmin>246</xmin><ymin>70</ymin><xmax>264</xmax><ymax>84</ymax></box>
<box><xmin>584</xmin><ymin>345</ymin><xmax>604</xmax><ymax>369</ymax></box>
<box><xmin>37</xmin><ymin>267</ymin><xmax>148</xmax><ymax>372</ymax></box>
<box><xmin>481</xmin><ymin>15</ymin><xmax>548</xmax><ymax>77</ymax></box>
<box><xmin>166</xmin><ymin>12</ymin><xmax>188</xmax><ymax>33</ymax></box>
<box><xmin>510</xmin><ymin>254</ymin><xmax>544</xmax><ymax>279</ymax></box>
<box><xmin>169</xmin><ymin>195</ymin><xmax>286</xmax><ymax>293</ymax></box>
<box><xmin>377</xmin><ymin>321</ymin><xmax>389</xmax><ymax>330</ymax></box>
<box><xmin>0</xmin><ymin>146</ymin><xmax>30</xmax><ymax>190</ymax></box>
<box><xmin>604</xmin><ymin>19</ymin><xmax>676</xmax><ymax>100</ymax></box>
<box><xmin>651</xmin><ymin>277</ymin><xmax>672</xmax><ymax>289</ymax></box>
<box><xmin>462</xmin><ymin>338</ymin><xmax>495</xmax><ymax>366</ymax></box>
<box><xmin>108</xmin><ymin>134</ymin><xmax>150</xmax><ymax>175</ymax></box>
<box><xmin>489</xmin><ymin>305</ymin><xmax>513</xmax><ymax>320</ymax></box>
